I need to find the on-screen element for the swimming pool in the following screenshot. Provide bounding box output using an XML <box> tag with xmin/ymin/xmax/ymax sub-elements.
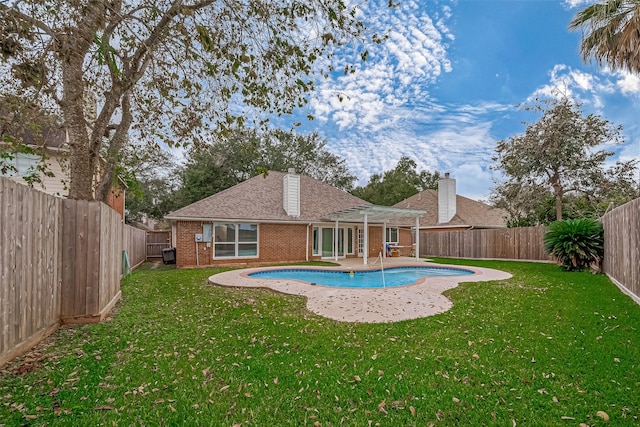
<box><xmin>248</xmin><ymin>266</ymin><xmax>474</xmax><ymax>289</ymax></box>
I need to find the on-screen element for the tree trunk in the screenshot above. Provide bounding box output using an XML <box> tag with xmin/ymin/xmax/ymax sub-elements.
<box><xmin>553</xmin><ymin>183</ymin><xmax>563</xmax><ymax>221</ymax></box>
<box><xmin>96</xmin><ymin>93</ymin><xmax>132</xmax><ymax>202</ymax></box>
<box><xmin>63</xmin><ymin>57</ymin><xmax>95</xmax><ymax>200</ymax></box>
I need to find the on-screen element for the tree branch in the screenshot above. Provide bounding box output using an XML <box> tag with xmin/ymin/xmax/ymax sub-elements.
<box><xmin>0</xmin><ymin>2</ymin><xmax>56</xmax><ymax>39</ymax></box>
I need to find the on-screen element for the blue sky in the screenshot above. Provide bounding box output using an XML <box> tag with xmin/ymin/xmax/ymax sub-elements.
<box><xmin>277</xmin><ymin>0</ymin><xmax>640</xmax><ymax>200</ymax></box>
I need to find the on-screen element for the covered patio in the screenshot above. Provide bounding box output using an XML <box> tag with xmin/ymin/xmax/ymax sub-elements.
<box><xmin>327</xmin><ymin>205</ymin><xmax>426</xmax><ymax>264</ymax></box>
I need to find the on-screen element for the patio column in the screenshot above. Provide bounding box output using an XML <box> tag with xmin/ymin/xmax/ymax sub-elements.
<box><xmin>383</xmin><ymin>221</ymin><xmax>387</xmax><ymax>258</ymax></box>
<box><xmin>334</xmin><ymin>220</ymin><xmax>339</xmax><ymax>261</ymax></box>
<box><xmin>415</xmin><ymin>215</ymin><xmax>420</xmax><ymax>262</ymax></box>
<box><xmin>363</xmin><ymin>214</ymin><xmax>368</xmax><ymax>265</ymax></box>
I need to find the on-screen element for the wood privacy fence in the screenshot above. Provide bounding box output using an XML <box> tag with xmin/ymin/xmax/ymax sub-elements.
<box><xmin>124</xmin><ymin>225</ymin><xmax>147</xmax><ymax>269</ymax></box>
<box><xmin>420</xmin><ymin>226</ymin><xmax>551</xmax><ymax>261</ymax></box>
<box><xmin>1</xmin><ymin>178</ymin><xmax>62</xmax><ymax>368</ymax></box>
<box><xmin>602</xmin><ymin>198</ymin><xmax>640</xmax><ymax>304</ymax></box>
<box><xmin>0</xmin><ymin>177</ymin><xmax>146</xmax><ymax>366</ymax></box>
<box><xmin>146</xmin><ymin>230</ymin><xmax>171</xmax><ymax>259</ymax></box>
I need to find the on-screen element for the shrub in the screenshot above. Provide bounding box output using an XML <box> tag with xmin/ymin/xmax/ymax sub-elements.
<box><xmin>543</xmin><ymin>218</ymin><xmax>604</xmax><ymax>271</ymax></box>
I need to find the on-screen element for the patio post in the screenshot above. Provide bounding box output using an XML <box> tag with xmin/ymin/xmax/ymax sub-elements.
<box><xmin>415</xmin><ymin>215</ymin><xmax>420</xmax><ymax>262</ymax></box>
<box><xmin>383</xmin><ymin>221</ymin><xmax>387</xmax><ymax>258</ymax></box>
<box><xmin>363</xmin><ymin>214</ymin><xmax>368</xmax><ymax>265</ymax></box>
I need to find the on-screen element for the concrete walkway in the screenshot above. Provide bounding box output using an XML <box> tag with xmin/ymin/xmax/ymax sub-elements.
<box><xmin>208</xmin><ymin>257</ymin><xmax>512</xmax><ymax>324</ymax></box>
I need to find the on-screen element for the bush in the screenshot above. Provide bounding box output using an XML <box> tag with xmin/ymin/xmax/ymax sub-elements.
<box><xmin>543</xmin><ymin>218</ymin><xmax>604</xmax><ymax>271</ymax></box>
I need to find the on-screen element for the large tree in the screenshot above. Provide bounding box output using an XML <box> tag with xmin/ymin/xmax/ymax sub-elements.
<box><xmin>491</xmin><ymin>97</ymin><xmax>638</xmax><ymax>224</ymax></box>
<box><xmin>122</xmin><ymin>143</ymin><xmax>179</xmax><ymax>224</ymax></box>
<box><xmin>0</xmin><ymin>0</ymin><xmax>379</xmax><ymax>200</ymax></box>
<box><xmin>351</xmin><ymin>156</ymin><xmax>440</xmax><ymax>206</ymax></box>
<box><xmin>176</xmin><ymin>127</ymin><xmax>356</xmax><ymax>206</ymax></box>
<box><xmin>569</xmin><ymin>0</ymin><xmax>640</xmax><ymax>73</ymax></box>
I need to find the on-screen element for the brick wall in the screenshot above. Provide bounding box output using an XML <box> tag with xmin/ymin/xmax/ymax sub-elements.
<box><xmin>106</xmin><ymin>187</ymin><xmax>125</xmax><ymax>220</ymax></box>
<box><xmin>175</xmin><ymin>222</ymin><xmax>414</xmax><ymax>268</ymax></box>
<box><xmin>367</xmin><ymin>227</ymin><xmax>383</xmax><ymax>258</ymax></box>
<box><xmin>398</xmin><ymin>228</ymin><xmax>413</xmax><ymax>256</ymax></box>
<box><xmin>176</xmin><ymin>221</ymin><xmax>310</xmax><ymax>268</ymax></box>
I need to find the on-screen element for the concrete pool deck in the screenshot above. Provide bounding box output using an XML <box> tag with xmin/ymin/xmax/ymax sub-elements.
<box><xmin>208</xmin><ymin>257</ymin><xmax>512</xmax><ymax>323</ymax></box>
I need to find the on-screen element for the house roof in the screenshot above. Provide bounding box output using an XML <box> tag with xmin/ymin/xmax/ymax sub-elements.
<box><xmin>166</xmin><ymin>171</ymin><xmax>373</xmax><ymax>223</ymax></box>
<box><xmin>394</xmin><ymin>189</ymin><xmax>507</xmax><ymax>228</ymax></box>
<box><xmin>0</xmin><ymin>102</ymin><xmax>67</xmax><ymax>149</ymax></box>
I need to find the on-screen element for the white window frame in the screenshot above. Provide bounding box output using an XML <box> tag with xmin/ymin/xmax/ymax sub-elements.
<box><xmin>1</xmin><ymin>152</ymin><xmax>41</xmax><ymax>178</ymax></box>
<box><xmin>312</xmin><ymin>226</ymin><xmax>320</xmax><ymax>256</ymax></box>
<box><xmin>213</xmin><ymin>223</ymin><xmax>259</xmax><ymax>259</ymax></box>
<box><xmin>386</xmin><ymin>227</ymin><xmax>399</xmax><ymax>244</ymax></box>
<box><xmin>312</xmin><ymin>225</ymin><xmax>354</xmax><ymax>257</ymax></box>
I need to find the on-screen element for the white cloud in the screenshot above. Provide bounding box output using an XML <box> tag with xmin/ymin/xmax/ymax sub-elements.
<box><xmin>453</xmin><ymin>163</ymin><xmax>496</xmax><ymax>201</ymax></box>
<box><xmin>322</xmin><ymin>101</ymin><xmax>507</xmax><ymax>201</ymax></box>
<box><xmin>310</xmin><ymin>0</ymin><xmax>452</xmax><ymax>130</ymax></box>
<box><xmin>615</xmin><ymin>71</ymin><xmax>640</xmax><ymax>95</ymax></box>
<box><xmin>563</xmin><ymin>0</ymin><xmax>595</xmax><ymax>9</ymax></box>
<box><xmin>531</xmin><ymin>64</ymin><xmax>617</xmax><ymax>109</ymax></box>
<box><xmin>618</xmin><ymin>139</ymin><xmax>640</xmax><ymax>164</ymax></box>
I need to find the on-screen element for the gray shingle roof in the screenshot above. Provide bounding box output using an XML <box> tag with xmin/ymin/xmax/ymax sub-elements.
<box><xmin>166</xmin><ymin>171</ymin><xmax>370</xmax><ymax>222</ymax></box>
<box><xmin>394</xmin><ymin>189</ymin><xmax>507</xmax><ymax>228</ymax></box>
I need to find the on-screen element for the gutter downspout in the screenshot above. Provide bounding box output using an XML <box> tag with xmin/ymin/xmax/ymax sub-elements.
<box><xmin>305</xmin><ymin>223</ymin><xmax>312</xmax><ymax>261</ymax></box>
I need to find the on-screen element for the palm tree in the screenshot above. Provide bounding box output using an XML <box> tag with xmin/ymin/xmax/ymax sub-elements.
<box><xmin>569</xmin><ymin>0</ymin><xmax>640</xmax><ymax>74</ymax></box>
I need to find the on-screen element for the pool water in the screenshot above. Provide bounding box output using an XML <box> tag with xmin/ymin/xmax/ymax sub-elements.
<box><xmin>248</xmin><ymin>266</ymin><xmax>474</xmax><ymax>289</ymax></box>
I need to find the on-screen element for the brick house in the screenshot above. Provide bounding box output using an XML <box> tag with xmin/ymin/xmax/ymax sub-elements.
<box><xmin>165</xmin><ymin>171</ymin><xmax>425</xmax><ymax>268</ymax></box>
<box><xmin>394</xmin><ymin>173</ymin><xmax>507</xmax><ymax>232</ymax></box>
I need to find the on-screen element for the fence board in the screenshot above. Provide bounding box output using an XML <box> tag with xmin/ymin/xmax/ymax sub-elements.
<box><xmin>99</xmin><ymin>203</ymin><xmax>122</xmax><ymax>310</ymax></box>
<box><xmin>15</xmin><ymin>183</ymin><xmax>24</xmax><ymax>350</ymax></box>
<box><xmin>86</xmin><ymin>202</ymin><xmax>102</xmax><ymax>315</ymax></box>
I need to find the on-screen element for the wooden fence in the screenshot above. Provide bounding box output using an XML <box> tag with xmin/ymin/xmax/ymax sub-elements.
<box><xmin>1</xmin><ymin>178</ymin><xmax>62</xmax><ymax>367</ymax></box>
<box><xmin>602</xmin><ymin>198</ymin><xmax>640</xmax><ymax>304</ymax></box>
<box><xmin>146</xmin><ymin>230</ymin><xmax>171</xmax><ymax>259</ymax></box>
<box><xmin>60</xmin><ymin>200</ymin><xmax>123</xmax><ymax>323</ymax></box>
<box><xmin>0</xmin><ymin>177</ymin><xmax>147</xmax><ymax>366</ymax></box>
<box><xmin>124</xmin><ymin>225</ymin><xmax>147</xmax><ymax>269</ymax></box>
<box><xmin>420</xmin><ymin>226</ymin><xmax>551</xmax><ymax>261</ymax></box>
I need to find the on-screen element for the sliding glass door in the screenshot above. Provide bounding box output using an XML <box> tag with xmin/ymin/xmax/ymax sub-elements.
<box><xmin>320</xmin><ymin>227</ymin><xmax>345</xmax><ymax>258</ymax></box>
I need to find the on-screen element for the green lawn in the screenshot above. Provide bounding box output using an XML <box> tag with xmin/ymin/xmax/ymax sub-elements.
<box><xmin>1</xmin><ymin>259</ymin><xmax>639</xmax><ymax>426</ymax></box>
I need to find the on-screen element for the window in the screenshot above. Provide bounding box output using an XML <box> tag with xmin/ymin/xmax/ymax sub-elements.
<box><xmin>312</xmin><ymin>227</ymin><xmax>319</xmax><ymax>256</ymax></box>
<box><xmin>347</xmin><ymin>228</ymin><xmax>353</xmax><ymax>254</ymax></box>
<box><xmin>214</xmin><ymin>223</ymin><xmax>258</xmax><ymax>258</ymax></box>
<box><xmin>1</xmin><ymin>152</ymin><xmax>41</xmax><ymax>178</ymax></box>
<box><xmin>386</xmin><ymin>227</ymin><xmax>398</xmax><ymax>244</ymax></box>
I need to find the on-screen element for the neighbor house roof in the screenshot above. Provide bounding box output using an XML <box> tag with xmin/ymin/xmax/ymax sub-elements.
<box><xmin>165</xmin><ymin>171</ymin><xmax>372</xmax><ymax>223</ymax></box>
<box><xmin>394</xmin><ymin>189</ymin><xmax>507</xmax><ymax>228</ymax></box>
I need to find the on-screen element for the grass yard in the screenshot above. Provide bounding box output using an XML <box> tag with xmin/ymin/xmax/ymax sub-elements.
<box><xmin>1</xmin><ymin>259</ymin><xmax>639</xmax><ymax>426</ymax></box>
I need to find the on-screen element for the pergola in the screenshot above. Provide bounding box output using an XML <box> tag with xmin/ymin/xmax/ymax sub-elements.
<box><xmin>328</xmin><ymin>205</ymin><xmax>426</xmax><ymax>265</ymax></box>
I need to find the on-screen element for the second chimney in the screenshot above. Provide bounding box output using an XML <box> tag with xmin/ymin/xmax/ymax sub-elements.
<box><xmin>438</xmin><ymin>172</ymin><xmax>456</xmax><ymax>224</ymax></box>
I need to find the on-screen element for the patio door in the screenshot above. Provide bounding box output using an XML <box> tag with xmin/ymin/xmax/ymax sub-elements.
<box><xmin>321</xmin><ymin>227</ymin><xmax>345</xmax><ymax>258</ymax></box>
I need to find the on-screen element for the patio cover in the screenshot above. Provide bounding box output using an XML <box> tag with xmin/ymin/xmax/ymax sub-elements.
<box><xmin>328</xmin><ymin>205</ymin><xmax>426</xmax><ymax>264</ymax></box>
